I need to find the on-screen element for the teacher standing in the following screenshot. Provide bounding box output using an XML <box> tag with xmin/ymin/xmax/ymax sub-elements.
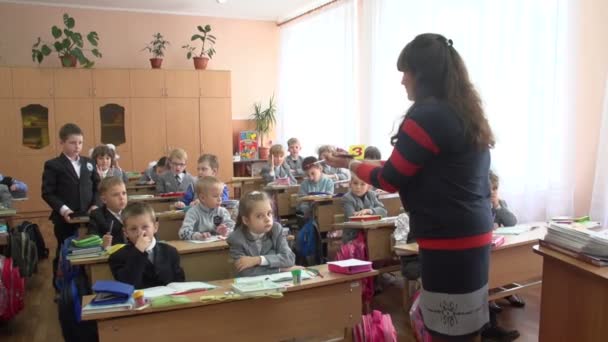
<box><xmin>325</xmin><ymin>33</ymin><xmax>495</xmax><ymax>341</ymax></box>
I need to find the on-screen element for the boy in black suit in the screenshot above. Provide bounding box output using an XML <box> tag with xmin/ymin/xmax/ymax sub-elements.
<box><xmin>109</xmin><ymin>202</ymin><xmax>185</xmax><ymax>289</ymax></box>
<box><xmin>42</xmin><ymin>123</ymin><xmax>100</xmax><ymax>288</ymax></box>
<box><xmin>88</xmin><ymin>176</ymin><xmax>127</xmax><ymax>248</ymax></box>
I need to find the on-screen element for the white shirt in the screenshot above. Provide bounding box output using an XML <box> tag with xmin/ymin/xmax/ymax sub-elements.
<box><xmin>146</xmin><ymin>237</ymin><xmax>157</xmax><ymax>263</ymax></box>
<box><xmin>250</xmin><ymin>232</ymin><xmax>269</xmax><ymax>266</ymax></box>
<box><xmin>59</xmin><ymin>154</ymin><xmax>81</xmax><ymax>216</ymax></box>
<box><xmin>107</xmin><ymin>208</ymin><xmax>122</xmax><ymax>223</ymax></box>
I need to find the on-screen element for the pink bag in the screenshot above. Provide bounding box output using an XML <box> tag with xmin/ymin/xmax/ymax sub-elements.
<box><xmin>409</xmin><ymin>291</ymin><xmax>431</xmax><ymax>342</ymax></box>
<box><xmin>334</xmin><ymin>231</ymin><xmax>374</xmax><ymax>304</ymax></box>
<box><xmin>354</xmin><ymin>310</ymin><xmax>397</xmax><ymax>342</ymax></box>
<box><xmin>0</xmin><ymin>255</ymin><xmax>25</xmax><ymax>321</ymax></box>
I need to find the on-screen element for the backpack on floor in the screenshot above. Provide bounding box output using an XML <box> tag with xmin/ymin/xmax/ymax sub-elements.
<box><xmin>0</xmin><ymin>255</ymin><xmax>25</xmax><ymax>321</ymax></box>
<box><xmin>409</xmin><ymin>291</ymin><xmax>431</xmax><ymax>342</ymax></box>
<box><xmin>354</xmin><ymin>310</ymin><xmax>397</xmax><ymax>342</ymax></box>
<box><xmin>334</xmin><ymin>231</ymin><xmax>374</xmax><ymax>305</ymax></box>
<box><xmin>17</xmin><ymin>221</ymin><xmax>49</xmax><ymax>259</ymax></box>
<box><xmin>56</xmin><ymin>236</ymin><xmax>98</xmax><ymax>342</ymax></box>
<box><xmin>9</xmin><ymin>226</ymin><xmax>38</xmax><ymax>278</ymax></box>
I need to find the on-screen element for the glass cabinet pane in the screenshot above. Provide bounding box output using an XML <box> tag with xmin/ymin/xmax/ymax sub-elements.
<box><xmin>100</xmin><ymin>104</ymin><xmax>126</xmax><ymax>146</ymax></box>
<box><xmin>21</xmin><ymin>104</ymin><xmax>49</xmax><ymax>150</ymax></box>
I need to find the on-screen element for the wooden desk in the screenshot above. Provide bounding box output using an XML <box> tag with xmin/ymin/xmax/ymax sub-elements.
<box><xmin>395</xmin><ymin>224</ymin><xmax>546</xmax><ymax>302</ymax></box>
<box><xmin>156</xmin><ymin>210</ymin><xmax>186</xmax><ymax>241</ymax></box>
<box><xmin>334</xmin><ymin>218</ymin><xmax>397</xmax><ymax>262</ymax></box>
<box><xmin>534</xmin><ymin>245</ymin><xmax>608</xmax><ymax>342</ymax></box>
<box><xmin>228</xmin><ymin>177</ymin><xmax>264</xmax><ymax>199</ymax></box>
<box><xmin>264</xmin><ymin>185</ymin><xmax>300</xmax><ymax>217</ymax></box>
<box><xmin>82</xmin><ymin>265</ymin><xmax>377</xmax><ymax>342</ymax></box>
<box><xmin>129</xmin><ymin>195</ymin><xmax>182</xmax><ymax>212</ymax></box>
<box><xmin>71</xmin><ymin>240</ymin><xmax>233</xmax><ymax>286</ymax></box>
<box><xmin>126</xmin><ymin>184</ymin><xmax>156</xmax><ymax>195</ymax></box>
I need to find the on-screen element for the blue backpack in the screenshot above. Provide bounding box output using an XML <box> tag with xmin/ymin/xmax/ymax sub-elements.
<box><xmin>297</xmin><ymin>218</ymin><xmax>321</xmax><ymax>266</ymax></box>
<box><xmin>56</xmin><ymin>235</ymin><xmax>98</xmax><ymax>342</ymax></box>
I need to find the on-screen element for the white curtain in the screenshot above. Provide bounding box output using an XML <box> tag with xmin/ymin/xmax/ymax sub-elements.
<box><xmin>278</xmin><ymin>0</ymin><xmax>575</xmax><ymax>222</ymax></box>
<box><xmin>363</xmin><ymin>0</ymin><xmax>576</xmax><ymax>222</ymax></box>
<box><xmin>276</xmin><ymin>0</ymin><xmax>357</xmax><ymax>157</ymax></box>
<box><xmin>591</xmin><ymin>79</ymin><xmax>608</xmax><ymax>227</ymax></box>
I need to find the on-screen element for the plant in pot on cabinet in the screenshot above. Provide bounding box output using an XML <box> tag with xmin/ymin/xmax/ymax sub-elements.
<box><xmin>142</xmin><ymin>33</ymin><xmax>170</xmax><ymax>69</ymax></box>
<box><xmin>251</xmin><ymin>96</ymin><xmax>277</xmax><ymax>160</ymax></box>
<box><xmin>31</xmin><ymin>13</ymin><xmax>101</xmax><ymax>68</ymax></box>
<box><xmin>182</xmin><ymin>24</ymin><xmax>216</xmax><ymax>70</ymax></box>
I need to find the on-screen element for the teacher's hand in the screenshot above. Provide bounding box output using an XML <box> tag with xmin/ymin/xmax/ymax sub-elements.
<box><xmin>324</xmin><ymin>152</ymin><xmax>351</xmax><ymax>169</ymax></box>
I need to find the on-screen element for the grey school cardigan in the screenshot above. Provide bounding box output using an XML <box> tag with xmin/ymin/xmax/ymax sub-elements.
<box><xmin>260</xmin><ymin>162</ymin><xmax>297</xmax><ymax>185</ymax></box>
<box><xmin>178</xmin><ymin>203</ymin><xmax>235</xmax><ymax>240</ymax></box>
<box><xmin>341</xmin><ymin>190</ymin><xmax>387</xmax><ymax>242</ymax></box>
<box><xmin>155</xmin><ymin>171</ymin><xmax>197</xmax><ymax>194</ymax></box>
<box><xmin>227</xmin><ymin>222</ymin><xmax>295</xmax><ymax>277</ymax></box>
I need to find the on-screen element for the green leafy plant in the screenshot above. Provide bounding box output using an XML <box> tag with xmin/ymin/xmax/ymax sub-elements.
<box><xmin>250</xmin><ymin>95</ymin><xmax>277</xmax><ymax>147</ymax></box>
<box><xmin>182</xmin><ymin>25</ymin><xmax>216</xmax><ymax>59</ymax></box>
<box><xmin>142</xmin><ymin>33</ymin><xmax>170</xmax><ymax>58</ymax></box>
<box><xmin>31</xmin><ymin>13</ymin><xmax>101</xmax><ymax>68</ymax></box>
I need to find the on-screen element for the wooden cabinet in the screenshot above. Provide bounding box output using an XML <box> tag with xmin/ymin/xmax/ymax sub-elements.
<box><xmin>0</xmin><ymin>99</ymin><xmax>13</xmax><ymax>156</ymax></box>
<box><xmin>12</xmin><ymin>68</ymin><xmax>54</xmax><ymax>98</ymax></box>
<box><xmin>200</xmin><ymin>98</ymin><xmax>233</xmax><ymax>181</ymax></box>
<box><xmin>54</xmin><ymin>99</ymin><xmax>95</xmax><ymax>154</ymax></box>
<box><xmin>165</xmin><ymin>98</ymin><xmax>200</xmax><ymax>167</ymax></box>
<box><xmin>53</xmin><ymin>69</ymin><xmax>92</xmax><ymax>98</ymax></box>
<box><xmin>0</xmin><ymin>68</ymin><xmax>12</xmax><ymax>98</ymax></box>
<box><xmin>131</xmin><ymin>98</ymin><xmax>167</xmax><ymax>171</ymax></box>
<box><xmin>94</xmin><ymin>98</ymin><xmax>133</xmax><ymax>171</ymax></box>
<box><xmin>7</xmin><ymin>98</ymin><xmax>56</xmax><ymax>156</ymax></box>
<box><xmin>199</xmin><ymin>71</ymin><xmax>231</xmax><ymax>98</ymax></box>
<box><xmin>93</xmin><ymin>69</ymin><xmax>130</xmax><ymax>98</ymax></box>
<box><xmin>12</xmin><ymin>155</ymin><xmax>54</xmax><ymax>213</ymax></box>
<box><xmin>130</xmin><ymin>70</ymin><xmax>164</xmax><ymax>98</ymax></box>
<box><xmin>164</xmin><ymin>70</ymin><xmax>199</xmax><ymax>98</ymax></box>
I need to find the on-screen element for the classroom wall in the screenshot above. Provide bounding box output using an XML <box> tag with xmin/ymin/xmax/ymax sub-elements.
<box><xmin>0</xmin><ymin>2</ymin><xmax>279</xmax><ymax>119</ymax></box>
<box><xmin>573</xmin><ymin>0</ymin><xmax>608</xmax><ymax>216</ymax></box>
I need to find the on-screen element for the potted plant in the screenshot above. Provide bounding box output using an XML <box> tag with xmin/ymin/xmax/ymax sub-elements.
<box><xmin>31</xmin><ymin>13</ymin><xmax>101</xmax><ymax>68</ymax></box>
<box><xmin>182</xmin><ymin>25</ymin><xmax>216</xmax><ymax>70</ymax></box>
<box><xmin>142</xmin><ymin>33</ymin><xmax>170</xmax><ymax>69</ymax></box>
<box><xmin>250</xmin><ymin>95</ymin><xmax>277</xmax><ymax>160</ymax></box>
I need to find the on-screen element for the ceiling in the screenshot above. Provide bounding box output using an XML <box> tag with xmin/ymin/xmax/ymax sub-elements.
<box><xmin>3</xmin><ymin>0</ymin><xmax>332</xmax><ymax>22</ymax></box>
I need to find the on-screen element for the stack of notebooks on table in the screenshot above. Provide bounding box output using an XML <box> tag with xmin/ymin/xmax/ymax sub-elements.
<box><xmin>67</xmin><ymin>235</ymin><xmax>105</xmax><ymax>260</ymax></box>
<box><xmin>231</xmin><ymin>270</ymin><xmax>316</xmax><ymax>297</ymax></box>
<box><xmin>541</xmin><ymin>221</ymin><xmax>608</xmax><ymax>266</ymax></box>
<box><xmin>142</xmin><ymin>281</ymin><xmax>217</xmax><ymax>299</ymax></box>
<box><xmin>82</xmin><ymin>280</ymin><xmax>135</xmax><ymax>314</ymax></box>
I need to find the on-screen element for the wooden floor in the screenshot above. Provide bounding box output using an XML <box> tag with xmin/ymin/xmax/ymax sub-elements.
<box><xmin>0</xmin><ymin>218</ymin><xmax>541</xmax><ymax>341</ymax></box>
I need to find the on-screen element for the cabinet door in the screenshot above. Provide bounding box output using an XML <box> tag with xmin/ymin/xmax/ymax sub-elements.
<box><xmin>200</xmin><ymin>98</ymin><xmax>233</xmax><ymax>181</ymax></box>
<box><xmin>12</xmin><ymin>68</ymin><xmax>54</xmax><ymax>98</ymax></box>
<box><xmin>199</xmin><ymin>70</ymin><xmax>231</xmax><ymax>98</ymax></box>
<box><xmin>131</xmin><ymin>98</ymin><xmax>166</xmax><ymax>171</ymax></box>
<box><xmin>93</xmin><ymin>98</ymin><xmax>133</xmax><ymax>171</ymax></box>
<box><xmin>93</xmin><ymin>69</ymin><xmax>130</xmax><ymax>98</ymax></box>
<box><xmin>54</xmin><ymin>99</ymin><xmax>95</xmax><ymax>154</ymax></box>
<box><xmin>0</xmin><ymin>99</ymin><xmax>14</xmax><ymax>157</ymax></box>
<box><xmin>11</xmin><ymin>155</ymin><xmax>54</xmax><ymax>213</ymax></box>
<box><xmin>165</xmin><ymin>98</ymin><xmax>200</xmax><ymax>168</ymax></box>
<box><xmin>129</xmin><ymin>70</ymin><xmax>164</xmax><ymax>98</ymax></box>
<box><xmin>0</xmin><ymin>67</ymin><xmax>12</xmax><ymax>98</ymax></box>
<box><xmin>164</xmin><ymin>70</ymin><xmax>199</xmax><ymax>98</ymax></box>
<box><xmin>6</xmin><ymin>98</ymin><xmax>56</xmax><ymax>156</ymax></box>
<box><xmin>53</xmin><ymin>69</ymin><xmax>93</xmax><ymax>98</ymax></box>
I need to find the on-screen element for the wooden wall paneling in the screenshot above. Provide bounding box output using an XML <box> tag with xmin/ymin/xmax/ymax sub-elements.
<box><xmin>164</xmin><ymin>70</ymin><xmax>199</xmax><ymax>98</ymax></box>
<box><xmin>0</xmin><ymin>99</ymin><xmax>14</xmax><ymax>158</ymax></box>
<box><xmin>11</xmin><ymin>68</ymin><xmax>54</xmax><ymax>98</ymax></box>
<box><xmin>165</xmin><ymin>98</ymin><xmax>200</xmax><ymax>170</ymax></box>
<box><xmin>131</xmin><ymin>98</ymin><xmax>167</xmax><ymax>171</ymax></box>
<box><xmin>53</xmin><ymin>69</ymin><xmax>93</xmax><ymax>98</ymax></box>
<box><xmin>13</xmin><ymin>155</ymin><xmax>54</xmax><ymax>213</ymax></box>
<box><xmin>200</xmin><ymin>98</ymin><xmax>233</xmax><ymax>182</ymax></box>
<box><xmin>93</xmin><ymin>98</ymin><xmax>133</xmax><ymax>171</ymax></box>
<box><xmin>10</xmin><ymin>98</ymin><xmax>56</xmax><ymax>156</ymax></box>
<box><xmin>129</xmin><ymin>69</ymin><xmax>164</xmax><ymax>98</ymax></box>
<box><xmin>0</xmin><ymin>67</ymin><xmax>13</xmax><ymax>98</ymax></box>
<box><xmin>198</xmin><ymin>71</ymin><xmax>231</xmax><ymax>98</ymax></box>
<box><xmin>92</xmin><ymin>69</ymin><xmax>131</xmax><ymax>98</ymax></box>
<box><xmin>54</xmin><ymin>99</ymin><xmax>96</xmax><ymax>155</ymax></box>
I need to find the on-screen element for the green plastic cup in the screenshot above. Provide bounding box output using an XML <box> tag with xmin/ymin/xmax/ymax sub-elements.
<box><xmin>291</xmin><ymin>269</ymin><xmax>302</xmax><ymax>285</ymax></box>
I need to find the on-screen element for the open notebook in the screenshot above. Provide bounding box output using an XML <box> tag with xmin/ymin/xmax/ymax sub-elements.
<box><xmin>141</xmin><ymin>282</ymin><xmax>217</xmax><ymax>299</ymax></box>
<box><xmin>233</xmin><ymin>270</ymin><xmax>315</xmax><ymax>284</ymax></box>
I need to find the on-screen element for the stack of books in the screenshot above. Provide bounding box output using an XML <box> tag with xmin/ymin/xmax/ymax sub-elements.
<box><xmin>82</xmin><ymin>280</ymin><xmax>134</xmax><ymax>314</ymax></box>
<box><xmin>67</xmin><ymin>235</ymin><xmax>105</xmax><ymax>260</ymax></box>
<box><xmin>541</xmin><ymin>221</ymin><xmax>608</xmax><ymax>266</ymax></box>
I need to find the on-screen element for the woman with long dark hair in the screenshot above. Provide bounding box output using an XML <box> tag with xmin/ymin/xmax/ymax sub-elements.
<box><xmin>325</xmin><ymin>33</ymin><xmax>495</xmax><ymax>340</ymax></box>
